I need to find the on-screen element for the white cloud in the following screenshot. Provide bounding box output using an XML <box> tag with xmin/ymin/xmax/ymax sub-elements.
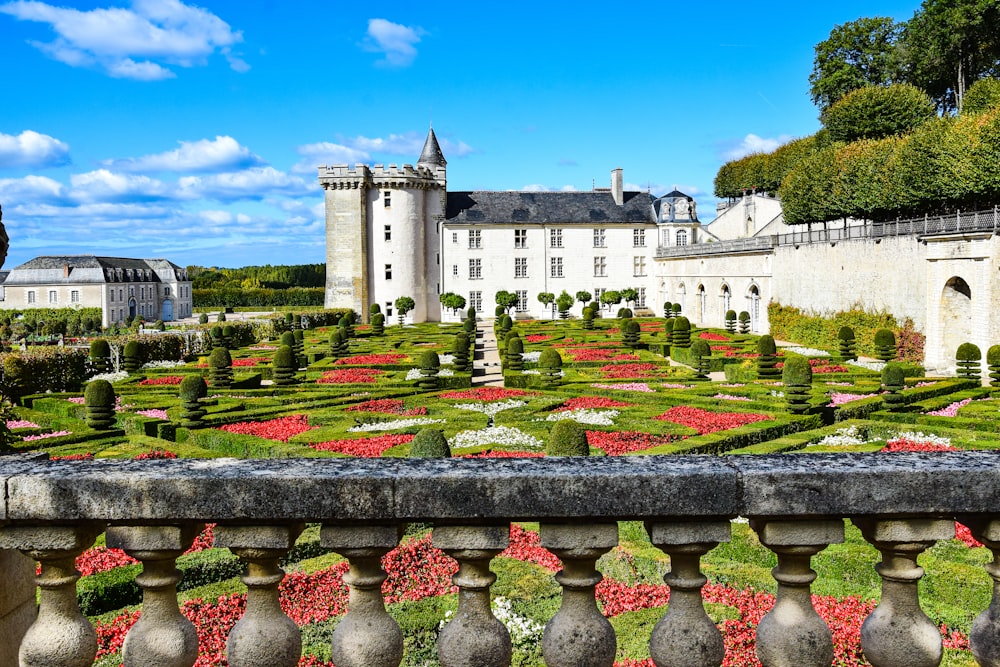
<box><xmin>103</xmin><ymin>136</ymin><xmax>263</xmax><ymax>173</ymax></box>
<box><xmin>521</xmin><ymin>184</ymin><xmax>548</xmax><ymax>192</ymax></box>
<box><xmin>177</xmin><ymin>166</ymin><xmax>314</xmax><ymax>201</ymax></box>
<box><xmin>69</xmin><ymin>169</ymin><xmax>171</xmax><ymax>202</ymax></box>
<box><xmin>293</xmin><ymin>132</ymin><xmax>474</xmax><ymax>173</ymax></box>
<box><xmin>0</xmin><ymin>130</ymin><xmax>70</xmax><ymax>168</ymax></box>
<box><xmin>0</xmin><ymin>174</ymin><xmax>65</xmax><ymax>201</ymax></box>
<box><xmin>0</xmin><ymin>0</ymin><xmax>246</xmax><ymax>79</ymax></box>
<box><xmin>719</xmin><ymin>133</ymin><xmax>794</xmax><ymax>162</ymax></box>
<box><xmin>292</xmin><ymin>141</ymin><xmax>371</xmax><ymax>173</ymax></box>
<box><xmin>362</xmin><ymin>18</ymin><xmax>423</xmax><ymax>67</ymax></box>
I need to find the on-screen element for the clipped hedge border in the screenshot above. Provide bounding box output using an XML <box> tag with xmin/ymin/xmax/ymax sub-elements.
<box><xmin>640</xmin><ymin>414</ymin><xmax>824</xmax><ymax>456</ymax></box>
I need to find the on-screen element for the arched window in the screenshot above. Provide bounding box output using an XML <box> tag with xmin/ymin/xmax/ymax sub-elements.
<box><xmin>748</xmin><ymin>285</ymin><xmax>761</xmax><ymax>332</ymax></box>
<box><xmin>721</xmin><ymin>284</ymin><xmax>731</xmax><ymax>316</ymax></box>
<box><xmin>676</xmin><ymin>230</ymin><xmax>688</xmax><ymax>246</ymax></box>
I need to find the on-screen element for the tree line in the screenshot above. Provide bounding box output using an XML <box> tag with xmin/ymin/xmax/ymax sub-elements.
<box><xmin>188</xmin><ymin>264</ymin><xmax>325</xmax><ymax>290</ymax></box>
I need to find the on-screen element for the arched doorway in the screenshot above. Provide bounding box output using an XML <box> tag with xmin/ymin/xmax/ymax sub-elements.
<box><xmin>940</xmin><ymin>276</ymin><xmax>972</xmax><ymax>364</ymax></box>
<box><xmin>677</xmin><ymin>283</ymin><xmax>686</xmax><ymax>315</ymax></box>
<box><xmin>748</xmin><ymin>285</ymin><xmax>761</xmax><ymax>332</ymax></box>
<box><xmin>721</xmin><ymin>284</ymin><xmax>731</xmax><ymax>320</ymax></box>
<box><xmin>697</xmin><ymin>284</ymin><xmax>706</xmax><ymax>324</ymax></box>
<box><xmin>128</xmin><ymin>298</ymin><xmax>137</xmax><ymax>320</ymax></box>
<box><xmin>161</xmin><ymin>298</ymin><xmax>174</xmax><ymax>321</ymax></box>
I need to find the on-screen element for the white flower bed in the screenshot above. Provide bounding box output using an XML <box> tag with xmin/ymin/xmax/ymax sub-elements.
<box><xmin>545</xmin><ymin>409</ymin><xmax>618</xmax><ymax>426</ymax></box>
<box><xmin>521</xmin><ymin>351</ymin><xmax>541</xmax><ymax>363</ymax></box>
<box><xmin>848</xmin><ymin>359</ymin><xmax>886</xmax><ymax>371</ymax></box>
<box><xmin>522</xmin><ymin>369</ymin><xmax>564</xmax><ymax>376</ymax></box>
<box><xmin>894</xmin><ymin>431</ymin><xmax>952</xmax><ymax>447</ymax></box>
<box><xmin>810</xmin><ymin>425</ymin><xmax>871</xmax><ymax>447</ymax></box>
<box><xmin>781</xmin><ymin>346</ymin><xmax>830</xmax><ymax>357</ymax></box>
<box><xmin>89</xmin><ymin>371</ymin><xmax>129</xmax><ymax>384</ymax></box>
<box><xmin>439</xmin><ymin>354</ymin><xmax>455</xmax><ymax>365</ymax></box>
<box><xmin>450</xmin><ymin>426</ymin><xmax>543</xmax><ymax>450</ymax></box>
<box><xmin>454</xmin><ymin>400</ymin><xmax>525</xmax><ymax>417</ymax></box>
<box><xmin>348</xmin><ymin>417</ymin><xmax>445</xmax><ymax>432</ymax></box>
<box><xmin>141</xmin><ymin>360</ymin><xmax>186</xmax><ymax>369</ymax></box>
<box><xmin>405</xmin><ymin>368</ymin><xmax>455</xmax><ymax>380</ymax></box>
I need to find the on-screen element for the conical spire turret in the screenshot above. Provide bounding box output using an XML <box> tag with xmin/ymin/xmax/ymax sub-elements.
<box><xmin>417</xmin><ymin>127</ymin><xmax>447</xmax><ymax>168</ymax></box>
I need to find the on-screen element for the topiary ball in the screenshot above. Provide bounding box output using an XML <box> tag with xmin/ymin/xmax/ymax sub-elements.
<box><xmin>782</xmin><ymin>356</ymin><xmax>813</xmax><ymax>386</ymax></box>
<box><xmin>419</xmin><ymin>350</ymin><xmax>441</xmax><ymax>370</ymax></box>
<box><xmin>691</xmin><ymin>339</ymin><xmax>710</xmax><ymax>357</ymax></box>
<box><xmin>881</xmin><ymin>362</ymin><xmax>905</xmax><ymax>389</ymax></box>
<box><xmin>988</xmin><ymin>345</ymin><xmax>1000</xmax><ymax>367</ymax></box>
<box><xmin>507</xmin><ymin>336</ymin><xmax>524</xmax><ymax>355</ymax></box>
<box><xmin>837</xmin><ymin>326</ymin><xmax>855</xmax><ymax>342</ymax></box>
<box><xmin>757</xmin><ymin>335</ymin><xmax>777</xmax><ymax>356</ymax></box>
<box><xmin>198</xmin><ymin>313</ymin><xmax>209</xmax><ymax>324</ymax></box>
<box><xmin>957</xmin><ymin>342</ymin><xmax>982</xmax><ymax>361</ymax></box>
<box><xmin>179</xmin><ymin>374</ymin><xmax>208</xmax><ymax>402</ymax></box>
<box><xmin>409</xmin><ymin>429</ymin><xmax>451</xmax><ymax>458</ymax></box>
<box><xmin>538</xmin><ymin>348</ymin><xmax>563</xmax><ymax>369</ymax></box>
<box><xmin>84</xmin><ymin>378</ymin><xmax>115</xmax><ymax>407</ymax></box>
<box><xmin>209</xmin><ymin>347</ymin><xmax>232</xmax><ymax>368</ymax></box>
<box><xmin>547</xmin><ymin>420</ymin><xmax>589</xmax><ymax>456</ymax></box>
<box><xmin>280</xmin><ymin>331</ymin><xmax>296</xmax><ymax>348</ymax></box>
<box><xmin>89</xmin><ymin>339</ymin><xmax>110</xmax><ymax>358</ymax></box>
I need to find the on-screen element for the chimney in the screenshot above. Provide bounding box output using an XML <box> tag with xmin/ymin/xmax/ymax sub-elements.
<box><xmin>611</xmin><ymin>168</ymin><xmax>623</xmax><ymax>206</ymax></box>
<box><xmin>63</xmin><ymin>264</ymin><xmax>69</xmax><ymax>278</ymax></box>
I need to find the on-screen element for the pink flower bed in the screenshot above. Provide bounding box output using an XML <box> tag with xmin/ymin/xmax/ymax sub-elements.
<box><xmin>334</xmin><ymin>353</ymin><xmax>409</xmax><ymax>365</ymax></box>
<box><xmin>554</xmin><ymin>396</ymin><xmax>634</xmax><ymax>411</ymax></box>
<box><xmin>591</xmin><ymin>382</ymin><xmax>655</xmax><ymax>392</ymax></box>
<box><xmin>926</xmin><ymin>398</ymin><xmax>972</xmax><ymax>417</ymax></box>
<box><xmin>309</xmin><ymin>433</ymin><xmax>415</xmax><ymax>457</ymax></box>
<box><xmin>218</xmin><ymin>414</ymin><xmax>315</xmax><ymax>442</ymax></box>
<box><xmin>317</xmin><ymin>368</ymin><xmax>385</xmax><ymax>384</ymax></box>
<box><xmin>829</xmin><ymin>392</ymin><xmax>878</xmax><ymax>407</ymax></box>
<box><xmin>6</xmin><ymin>420</ymin><xmax>39</xmax><ymax>429</ymax></box>
<box><xmin>461</xmin><ymin>450</ymin><xmax>546</xmax><ymax>459</ymax></box>
<box><xmin>344</xmin><ymin>398</ymin><xmax>427</xmax><ymax>415</ymax></box>
<box><xmin>23</xmin><ymin>430</ymin><xmax>72</xmax><ymax>441</ymax></box>
<box><xmin>139</xmin><ymin>376</ymin><xmax>185</xmax><ymax>386</ymax></box>
<box><xmin>564</xmin><ymin>348</ymin><xmax>638</xmax><ymax>362</ymax></box>
<box><xmin>655</xmin><ymin>406</ymin><xmax>772</xmax><ymax>434</ymax></box>
<box><xmin>713</xmin><ymin>393</ymin><xmax>752</xmax><ymax>402</ymax></box>
<box><xmin>136</xmin><ymin>409</ymin><xmax>169</xmax><ymax>419</ymax></box>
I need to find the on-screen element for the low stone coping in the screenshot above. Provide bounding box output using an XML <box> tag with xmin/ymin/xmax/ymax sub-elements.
<box><xmin>0</xmin><ymin>452</ymin><xmax>997</xmax><ymax>523</ymax></box>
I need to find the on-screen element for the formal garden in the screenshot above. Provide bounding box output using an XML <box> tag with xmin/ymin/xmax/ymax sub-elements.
<box><xmin>1</xmin><ymin>306</ymin><xmax>997</xmax><ymax>667</ymax></box>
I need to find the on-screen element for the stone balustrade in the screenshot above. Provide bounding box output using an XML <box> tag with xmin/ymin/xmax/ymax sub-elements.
<box><xmin>1</xmin><ymin>451</ymin><xmax>1000</xmax><ymax>666</ymax></box>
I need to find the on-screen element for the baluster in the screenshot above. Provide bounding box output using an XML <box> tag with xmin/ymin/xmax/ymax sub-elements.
<box><xmin>214</xmin><ymin>524</ymin><xmax>304</xmax><ymax>667</ymax></box>
<box><xmin>321</xmin><ymin>524</ymin><xmax>403</xmax><ymax>667</ymax></box>
<box><xmin>854</xmin><ymin>518</ymin><xmax>954</xmax><ymax>667</ymax></box>
<box><xmin>751</xmin><ymin>519</ymin><xmax>844</xmax><ymax>667</ymax></box>
<box><xmin>540</xmin><ymin>522</ymin><xmax>618</xmax><ymax>667</ymax></box>
<box><xmin>432</xmin><ymin>525</ymin><xmax>512</xmax><ymax>667</ymax></box>
<box><xmin>0</xmin><ymin>547</ymin><xmax>36</xmax><ymax>667</ymax></box>
<box><xmin>960</xmin><ymin>518</ymin><xmax>1000</xmax><ymax>666</ymax></box>
<box><xmin>647</xmin><ymin>521</ymin><xmax>731</xmax><ymax>667</ymax></box>
<box><xmin>0</xmin><ymin>524</ymin><xmax>102</xmax><ymax>667</ymax></box>
<box><xmin>106</xmin><ymin>524</ymin><xmax>202</xmax><ymax>667</ymax></box>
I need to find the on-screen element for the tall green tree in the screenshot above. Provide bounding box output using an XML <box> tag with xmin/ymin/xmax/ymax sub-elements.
<box><xmin>809</xmin><ymin>17</ymin><xmax>903</xmax><ymax>111</ymax></box>
<box><xmin>494</xmin><ymin>290</ymin><xmax>518</xmax><ymax>314</ymax></box>
<box><xmin>900</xmin><ymin>0</ymin><xmax>1000</xmax><ymax>113</ymax></box>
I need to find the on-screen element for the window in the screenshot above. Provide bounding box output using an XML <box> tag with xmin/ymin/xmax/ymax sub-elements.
<box><xmin>385</xmin><ymin>264</ymin><xmax>392</xmax><ymax>280</ymax></box>
<box><xmin>452</xmin><ymin>264</ymin><xmax>459</xmax><ymax>276</ymax></box>
<box><xmin>384</xmin><ymin>191</ymin><xmax>391</xmax><ymax>208</ymax></box>
<box><xmin>550</xmin><ymin>228</ymin><xmax>563</xmax><ymax>248</ymax></box>
<box><xmin>469</xmin><ymin>258</ymin><xmax>482</xmax><ymax>280</ymax></box>
<box><xmin>469</xmin><ymin>229</ymin><xmax>482</xmax><ymax>249</ymax></box>
<box><xmin>516</xmin><ymin>290</ymin><xmax>528</xmax><ymax>312</ymax></box>
<box><xmin>384</xmin><ymin>225</ymin><xmax>391</xmax><ymax>241</ymax></box>
<box><xmin>452</xmin><ymin>232</ymin><xmax>458</xmax><ymax>243</ymax></box>
<box><xmin>638</xmin><ymin>287</ymin><xmax>647</xmax><ymax>308</ymax></box>
<box><xmin>594</xmin><ymin>228</ymin><xmax>606</xmax><ymax>247</ymax></box>
<box><xmin>634</xmin><ymin>228</ymin><xmax>646</xmax><ymax>247</ymax></box>
<box><xmin>514</xmin><ymin>257</ymin><xmax>528</xmax><ymax>278</ymax></box>
<box><xmin>594</xmin><ymin>256</ymin><xmax>606</xmax><ymax>277</ymax></box>
<box><xmin>593</xmin><ymin>287</ymin><xmax>605</xmax><ymax>304</ymax></box>
<box><xmin>550</xmin><ymin>257</ymin><xmax>563</xmax><ymax>278</ymax></box>
<box><xmin>165</xmin><ymin>286</ymin><xmax>171</xmax><ymax>297</ymax></box>
<box><xmin>129</xmin><ymin>286</ymin><xmax>134</xmax><ymax>297</ymax></box>
<box><xmin>27</xmin><ymin>290</ymin><xmax>36</xmax><ymax>304</ymax></box>
<box><xmin>676</xmin><ymin>230</ymin><xmax>688</xmax><ymax>246</ymax></box>
<box><xmin>71</xmin><ymin>290</ymin><xmax>80</xmax><ymax>303</ymax></box>
<box><xmin>48</xmin><ymin>290</ymin><xmax>57</xmax><ymax>304</ymax></box>
<box><xmin>386</xmin><ymin>302</ymin><xmax>393</xmax><ymax>317</ymax></box>
<box><xmin>634</xmin><ymin>256</ymin><xmax>646</xmax><ymax>277</ymax></box>
<box><xmin>469</xmin><ymin>291</ymin><xmax>482</xmax><ymax>312</ymax></box>
<box><xmin>514</xmin><ymin>229</ymin><xmax>527</xmax><ymax>248</ymax></box>
<box><xmin>119</xmin><ymin>289</ymin><xmax>123</xmax><ymax>301</ymax></box>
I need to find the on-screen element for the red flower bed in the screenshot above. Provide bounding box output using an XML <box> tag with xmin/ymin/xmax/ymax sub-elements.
<box><xmin>138</xmin><ymin>376</ymin><xmax>184</xmax><ymax>386</ymax></box>
<box><xmin>439</xmin><ymin>387</ymin><xmax>537</xmax><ymax>401</ymax></box>
<box><xmin>555</xmin><ymin>396</ymin><xmax>634</xmax><ymax>411</ymax></box>
<box><xmin>218</xmin><ymin>414</ymin><xmax>314</xmax><ymax>442</ymax></box>
<box><xmin>77</xmin><ymin>524</ymin><xmax>215</xmax><ymax>576</ymax></box>
<box><xmin>565</xmin><ymin>348</ymin><xmax>638</xmax><ymax>362</ymax></box>
<box><xmin>317</xmin><ymin>368</ymin><xmax>385</xmax><ymax>384</ymax></box>
<box><xmin>232</xmin><ymin>357</ymin><xmax>269</xmax><ymax>367</ymax></box>
<box><xmin>881</xmin><ymin>438</ymin><xmax>954</xmax><ymax>453</ymax></box>
<box><xmin>699</xmin><ymin>332</ymin><xmax>731</xmax><ymax>341</ymax></box>
<box><xmin>525</xmin><ymin>334</ymin><xmax>553</xmax><ymax>342</ymax></box>
<box><xmin>309</xmin><ymin>433</ymin><xmax>415</xmax><ymax>457</ymax></box>
<box><xmin>133</xmin><ymin>449</ymin><xmax>177</xmax><ymax>460</ymax></box>
<box><xmin>345</xmin><ymin>398</ymin><xmax>427</xmax><ymax>415</ymax></box>
<box><xmin>600</xmin><ymin>363</ymin><xmax>660</xmax><ymax>379</ymax></box>
<box><xmin>461</xmin><ymin>450</ymin><xmax>546</xmax><ymax>459</ymax></box>
<box><xmin>711</xmin><ymin>345</ymin><xmax>743</xmax><ymax>353</ymax></box>
<box><xmin>334</xmin><ymin>353</ymin><xmax>409</xmax><ymax>365</ymax></box>
<box><xmin>586</xmin><ymin>431</ymin><xmax>677</xmax><ymax>455</ymax></box>
<box><xmin>50</xmin><ymin>452</ymin><xmax>94</xmax><ymax>461</ymax></box>
<box><xmin>654</xmin><ymin>406</ymin><xmax>773</xmax><ymax>434</ymax></box>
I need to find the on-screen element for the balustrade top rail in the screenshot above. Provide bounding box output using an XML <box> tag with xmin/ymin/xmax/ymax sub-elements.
<box><xmin>655</xmin><ymin>206</ymin><xmax>1000</xmax><ymax>258</ymax></box>
<box><xmin>2</xmin><ymin>452</ymin><xmax>999</xmax><ymax>523</ymax></box>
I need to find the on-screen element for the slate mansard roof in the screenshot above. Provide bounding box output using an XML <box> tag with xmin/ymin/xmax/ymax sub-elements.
<box><xmin>1</xmin><ymin>255</ymin><xmax>187</xmax><ymax>286</ymax></box>
<box><xmin>445</xmin><ymin>191</ymin><xmax>657</xmax><ymax>225</ymax></box>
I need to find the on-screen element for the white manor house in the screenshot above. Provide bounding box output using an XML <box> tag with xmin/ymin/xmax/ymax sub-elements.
<box><xmin>322</xmin><ymin>129</ymin><xmax>1000</xmax><ymax>372</ymax></box>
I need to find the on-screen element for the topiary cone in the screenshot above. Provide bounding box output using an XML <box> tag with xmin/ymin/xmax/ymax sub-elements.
<box><xmin>84</xmin><ymin>379</ymin><xmax>116</xmax><ymax>430</ymax></box>
<box><xmin>881</xmin><ymin>362</ymin><xmax>906</xmax><ymax>411</ymax></box>
<box><xmin>179</xmin><ymin>374</ymin><xmax>208</xmax><ymax>427</ymax></box>
<box><xmin>209</xmin><ymin>347</ymin><xmax>233</xmax><ymax>388</ymax></box>
<box><xmin>272</xmin><ymin>345</ymin><xmax>298</xmax><ymax>386</ymax></box>
<box><xmin>956</xmin><ymin>343</ymin><xmax>982</xmax><ymax>381</ymax></box>
<box><xmin>781</xmin><ymin>356</ymin><xmax>812</xmax><ymax>415</ymax></box>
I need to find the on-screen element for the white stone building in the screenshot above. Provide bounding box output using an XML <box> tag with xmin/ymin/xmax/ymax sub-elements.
<box><xmin>321</xmin><ymin>129</ymin><xmax>692</xmax><ymax>322</ymax></box>
<box><xmin>0</xmin><ymin>255</ymin><xmax>193</xmax><ymax>327</ymax></box>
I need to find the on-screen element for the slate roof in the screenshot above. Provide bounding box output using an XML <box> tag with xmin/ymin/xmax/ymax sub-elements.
<box><xmin>1</xmin><ymin>256</ymin><xmax>184</xmax><ymax>285</ymax></box>
<box><xmin>417</xmin><ymin>128</ymin><xmax>447</xmax><ymax>168</ymax></box>
<box><xmin>445</xmin><ymin>191</ymin><xmax>656</xmax><ymax>225</ymax></box>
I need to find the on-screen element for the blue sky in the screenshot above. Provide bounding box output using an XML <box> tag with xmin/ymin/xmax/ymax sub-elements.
<box><xmin>0</xmin><ymin>0</ymin><xmax>921</xmax><ymax>269</ymax></box>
